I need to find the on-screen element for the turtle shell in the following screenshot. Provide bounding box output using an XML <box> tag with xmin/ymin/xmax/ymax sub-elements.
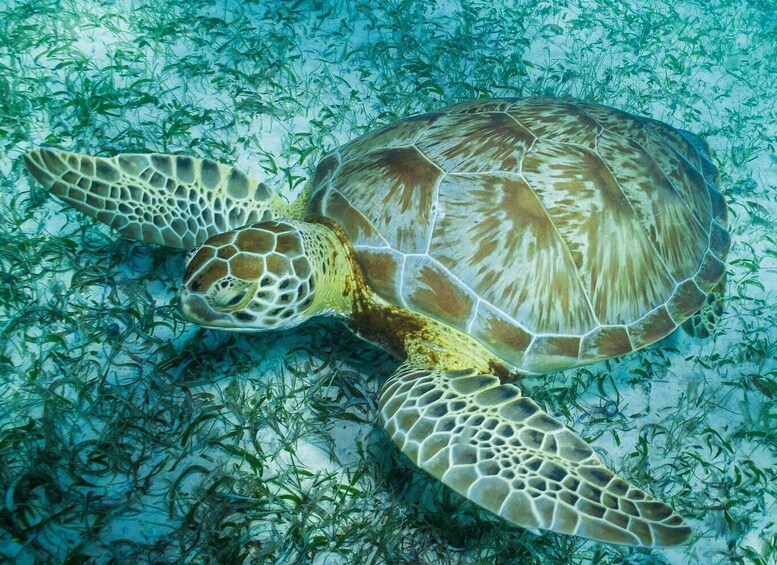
<box><xmin>308</xmin><ymin>98</ymin><xmax>730</xmax><ymax>373</ymax></box>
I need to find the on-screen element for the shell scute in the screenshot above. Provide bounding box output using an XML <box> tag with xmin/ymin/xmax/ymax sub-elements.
<box><xmin>432</xmin><ymin>171</ymin><xmax>595</xmax><ymax>334</ymax></box>
<box><xmin>627</xmin><ymin>306</ymin><xmax>678</xmax><ymax>349</ymax></box>
<box><xmin>338</xmin><ymin>112</ymin><xmax>442</xmax><ymax>163</ymax></box>
<box><xmin>469</xmin><ymin>302</ymin><xmax>532</xmax><ymax>368</ymax></box>
<box><xmin>525</xmin><ymin>335</ymin><xmax>582</xmax><ymax>373</ymax></box>
<box><xmin>506</xmin><ymin>98</ymin><xmax>602</xmax><ymax>146</ymax></box>
<box><xmin>416</xmin><ymin>111</ymin><xmax>534</xmax><ymax>173</ymax></box>
<box><xmin>322</xmin><ymin>146</ymin><xmax>442</xmax><ymax>254</ymax></box>
<box><xmin>353</xmin><ymin>248</ymin><xmax>404</xmax><ymax>306</ymax></box>
<box><xmin>594</xmin><ymin>130</ymin><xmax>709</xmax><ymax>281</ymax></box>
<box><xmin>579</xmin><ymin>326</ymin><xmax>633</xmax><ymax>362</ymax></box>
<box><xmin>403</xmin><ymin>255</ymin><xmax>476</xmax><ymax>328</ymax></box>
<box><xmin>665</xmin><ymin>280</ymin><xmax>707</xmax><ymax>323</ymax></box>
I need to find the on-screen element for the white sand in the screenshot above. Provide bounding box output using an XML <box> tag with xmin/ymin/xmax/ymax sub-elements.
<box><xmin>0</xmin><ymin>0</ymin><xmax>774</xmax><ymax>563</ymax></box>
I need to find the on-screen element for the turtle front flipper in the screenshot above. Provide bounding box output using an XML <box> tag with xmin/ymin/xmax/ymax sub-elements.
<box><xmin>24</xmin><ymin>149</ymin><xmax>284</xmax><ymax>250</ymax></box>
<box><xmin>380</xmin><ymin>363</ymin><xmax>691</xmax><ymax>547</ymax></box>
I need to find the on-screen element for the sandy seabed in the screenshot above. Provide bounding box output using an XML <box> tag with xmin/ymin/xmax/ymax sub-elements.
<box><xmin>0</xmin><ymin>1</ymin><xmax>774</xmax><ymax>564</ymax></box>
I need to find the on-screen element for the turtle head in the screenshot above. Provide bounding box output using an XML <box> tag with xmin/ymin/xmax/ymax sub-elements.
<box><xmin>178</xmin><ymin>220</ymin><xmax>323</xmax><ymax>331</ymax></box>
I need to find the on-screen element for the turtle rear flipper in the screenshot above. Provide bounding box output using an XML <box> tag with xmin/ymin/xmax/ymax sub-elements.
<box><xmin>380</xmin><ymin>363</ymin><xmax>691</xmax><ymax>547</ymax></box>
<box><xmin>24</xmin><ymin>149</ymin><xmax>284</xmax><ymax>250</ymax></box>
<box><xmin>681</xmin><ymin>275</ymin><xmax>726</xmax><ymax>339</ymax></box>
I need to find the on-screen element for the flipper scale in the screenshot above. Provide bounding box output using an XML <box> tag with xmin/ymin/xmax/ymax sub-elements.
<box><xmin>379</xmin><ymin>363</ymin><xmax>691</xmax><ymax>547</ymax></box>
<box><xmin>24</xmin><ymin>148</ymin><xmax>279</xmax><ymax>250</ymax></box>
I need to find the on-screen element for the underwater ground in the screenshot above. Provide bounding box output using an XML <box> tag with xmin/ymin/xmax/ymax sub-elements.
<box><xmin>0</xmin><ymin>0</ymin><xmax>775</xmax><ymax>563</ymax></box>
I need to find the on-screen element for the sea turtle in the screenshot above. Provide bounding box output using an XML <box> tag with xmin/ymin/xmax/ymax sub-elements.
<box><xmin>24</xmin><ymin>97</ymin><xmax>730</xmax><ymax>547</ymax></box>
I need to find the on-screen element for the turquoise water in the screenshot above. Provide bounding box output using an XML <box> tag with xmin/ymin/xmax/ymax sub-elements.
<box><xmin>0</xmin><ymin>1</ymin><xmax>775</xmax><ymax>563</ymax></box>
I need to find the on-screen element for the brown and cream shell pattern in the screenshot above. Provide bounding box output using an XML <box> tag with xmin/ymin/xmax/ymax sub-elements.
<box><xmin>310</xmin><ymin>98</ymin><xmax>730</xmax><ymax>374</ymax></box>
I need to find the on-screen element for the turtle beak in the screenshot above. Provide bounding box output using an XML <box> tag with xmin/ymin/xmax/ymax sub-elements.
<box><xmin>177</xmin><ymin>288</ymin><xmax>196</xmax><ymax>322</ymax></box>
<box><xmin>178</xmin><ymin>288</ymin><xmax>214</xmax><ymax>325</ymax></box>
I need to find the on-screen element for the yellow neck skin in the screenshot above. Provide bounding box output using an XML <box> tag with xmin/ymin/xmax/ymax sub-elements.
<box><xmin>308</xmin><ymin>218</ymin><xmax>514</xmax><ymax>381</ymax></box>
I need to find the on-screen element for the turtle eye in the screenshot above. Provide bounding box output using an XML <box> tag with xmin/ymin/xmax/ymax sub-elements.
<box><xmin>225</xmin><ymin>291</ymin><xmax>246</xmax><ymax>307</ymax></box>
<box><xmin>211</xmin><ymin>284</ymin><xmax>254</xmax><ymax>311</ymax></box>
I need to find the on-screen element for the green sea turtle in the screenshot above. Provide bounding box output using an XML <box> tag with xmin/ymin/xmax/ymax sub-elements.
<box><xmin>24</xmin><ymin>97</ymin><xmax>730</xmax><ymax>547</ymax></box>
